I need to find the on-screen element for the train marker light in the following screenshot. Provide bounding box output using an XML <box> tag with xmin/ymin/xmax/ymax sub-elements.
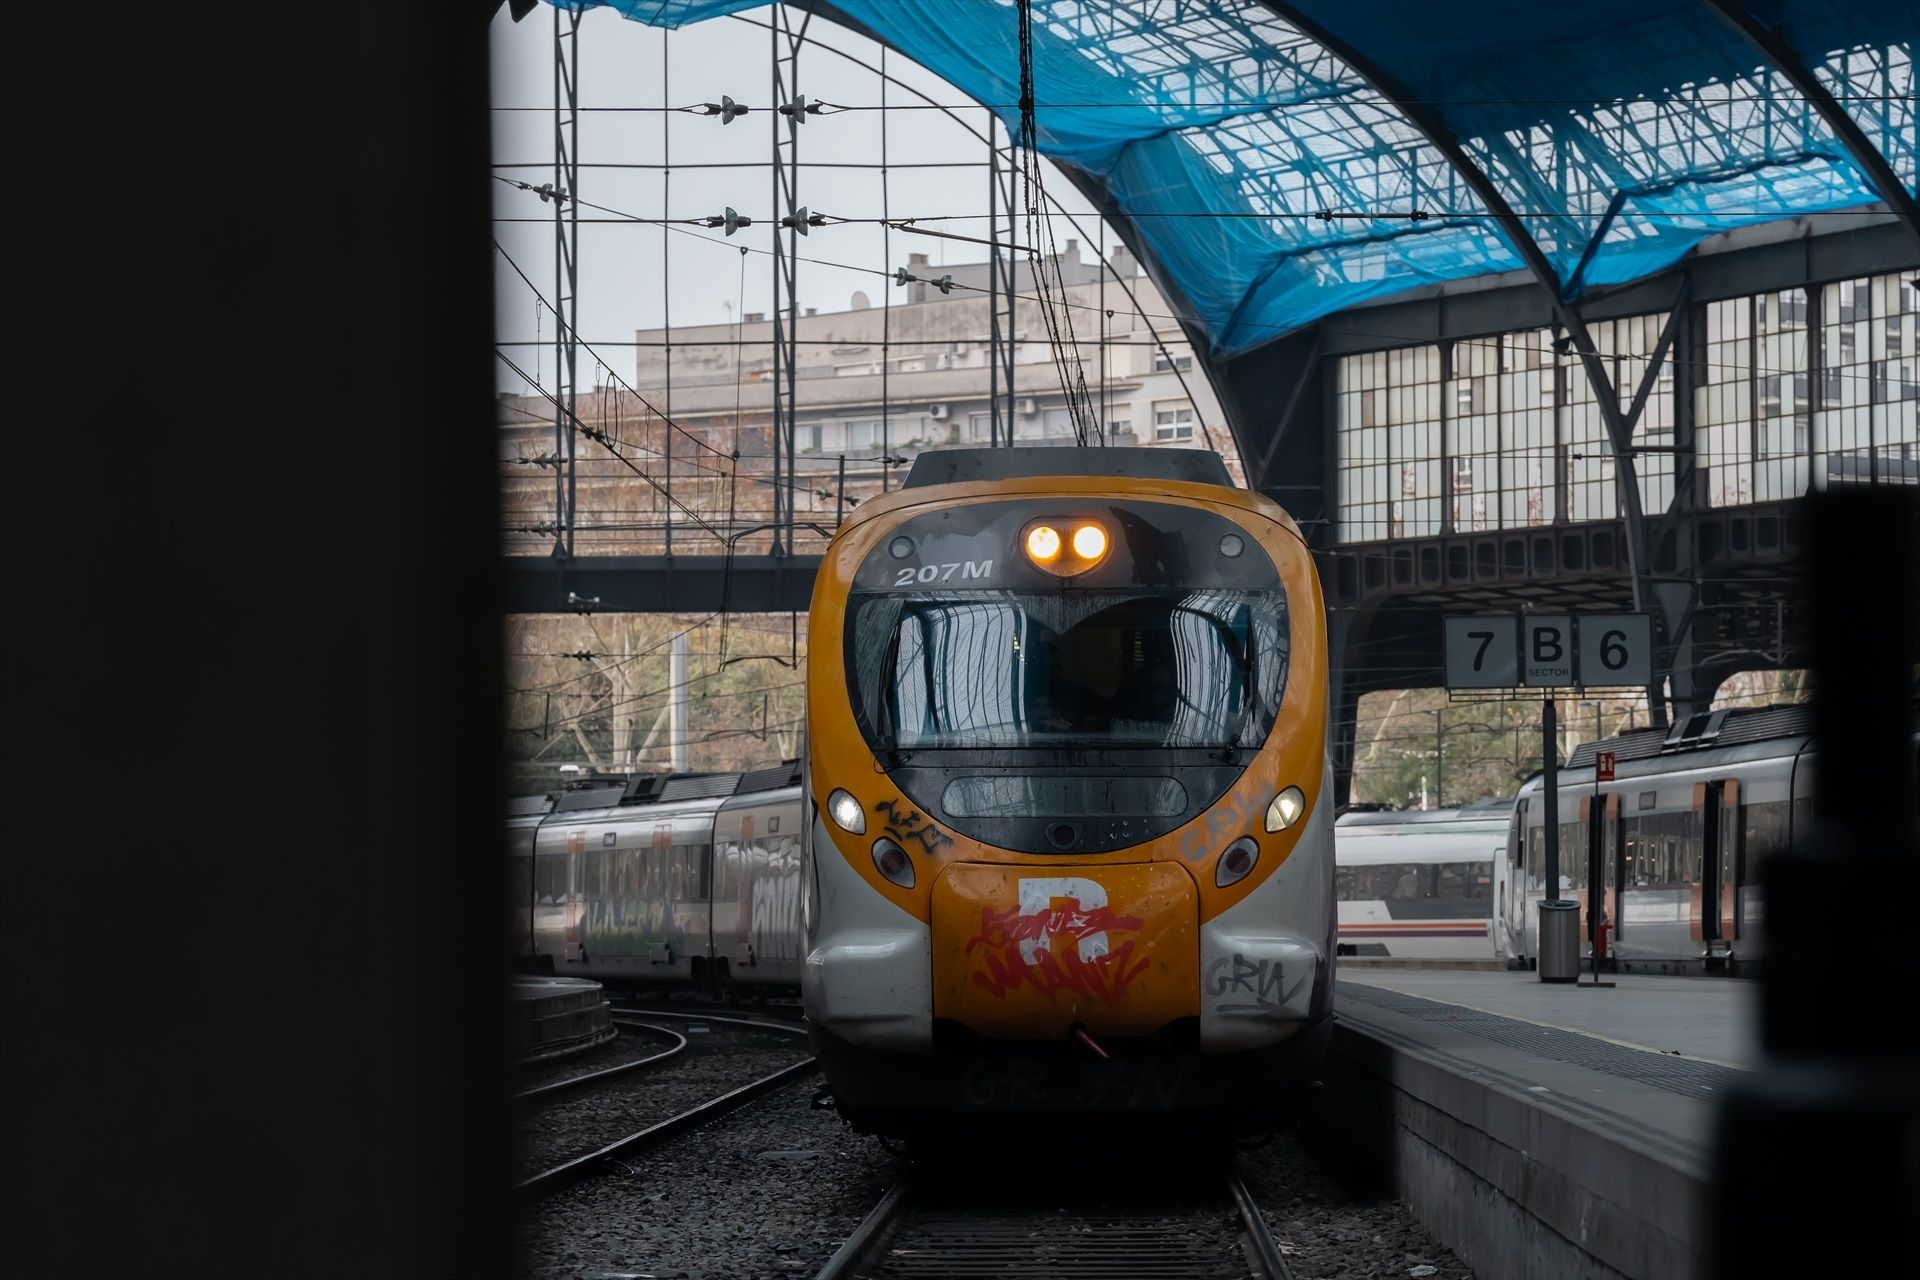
<box><xmin>872</xmin><ymin>837</ymin><xmax>915</xmax><ymax>888</ymax></box>
<box><xmin>827</xmin><ymin>788</ymin><xmax>866</xmax><ymax>834</ymax></box>
<box><xmin>1071</xmin><ymin>523</ymin><xmax>1108</xmax><ymax>560</ymax></box>
<box><xmin>1264</xmin><ymin>786</ymin><xmax>1305</xmax><ymax>832</ymax></box>
<box><xmin>1025</xmin><ymin>525</ymin><xmax>1062</xmax><ymax>563</ymax></box>
<box><xmin>1217</xmin><ymin>836</ymin><xmax>1260</xmax><ymax>887</ymax></box>
<box><xmin>1219</xmin><ymin>533</ymin><xmax>1245</xmax><ymax>558</ymax></box>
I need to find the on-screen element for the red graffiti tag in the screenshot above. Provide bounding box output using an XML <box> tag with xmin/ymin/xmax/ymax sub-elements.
<box><xmin>964</xmin><ymin>899</ymin><xmax>1151</xmax><ymax>1005</ymax></box>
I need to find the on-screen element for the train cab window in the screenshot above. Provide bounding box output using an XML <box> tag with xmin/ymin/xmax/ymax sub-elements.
<box><xmin>848</xmin><ymin>588</ymin><xmax>1287</xmax><ymax>752</ymax></box>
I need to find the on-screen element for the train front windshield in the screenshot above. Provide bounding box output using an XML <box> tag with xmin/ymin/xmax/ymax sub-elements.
<box><xmin>849</xmin><ymin>588</ymin><xmax>1287</xmax><ymax>751</ymax></box>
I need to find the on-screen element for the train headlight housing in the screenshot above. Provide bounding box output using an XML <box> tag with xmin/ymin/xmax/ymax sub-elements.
<box><xmin>1217</xmin><ymin>836</ymin><xmax>1260</xmax><ymax>888</ymax></box>
<box><xmin>827</xmin><ymin>788</ymin><xmax>866</xmax><ymax>834</ymax></box>
<box><xmin>1264</xmin><ymin>786</ymin><xmax>1305</xmax><ymax>833</ymax></box>
<box><xmin>872</xmin><ymin>837</ymin><xmax>915</xmax><ymax>889</ymax></box>
<box><xmin>1023</xmin><ymin>518</ymin><xmax>1109</xmax><ymax>576</ymax></box>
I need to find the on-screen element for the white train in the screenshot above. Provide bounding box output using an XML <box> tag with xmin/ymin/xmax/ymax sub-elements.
<box><xmin>1501</xmin><ymin>702</ymin><xmax>1917</xmax><ymax>973</ymax></box>
<box><xmin>507</xmin><ymin>761</ymin><xmax>804</xmax><ymax>993</ymax></box>
<box><xmin>1334</xmin><ymin>799</ymin><xmax>1514</xmax><ymax>962</ymax></box>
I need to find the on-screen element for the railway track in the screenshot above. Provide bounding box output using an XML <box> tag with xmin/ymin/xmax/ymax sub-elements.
<box><xmin>516</xmin><ymin>1013</ymin><xmax>815</xmax><ymax>1202</ymax></box>
<box><xmin>512</xmin><ymin>1021</ymin><xmax>688</xmax><ymax>1104</ymax></box>
<box><xmin>815</xmin><ymin>1166</ymin><xmax>1293</xmax><ymax>1280</ymax></box>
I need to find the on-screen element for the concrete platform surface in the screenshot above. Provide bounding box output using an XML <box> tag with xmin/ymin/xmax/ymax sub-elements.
<box><xmin>1341</xmin><ymin>966</ymin><xmax>1757</xmax><ymax>1067</ymax></box>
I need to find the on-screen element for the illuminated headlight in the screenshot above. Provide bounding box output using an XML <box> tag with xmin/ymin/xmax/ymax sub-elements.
<box><xmin>1071</xmin><ymin>523</ymin><xmax>1107</xmax><ymax>559</ymax></box>
<box><xmin>1025</xmin><ymin>525</ymin><xmax>1061</xmax><ymax>563</ymax></box>
<box><xmin>1217</xmin><ymin>836</ymin><xmax>1260</xmax><ymax>888</ymax></box>
<box><xmin>871</xmin><ymin>837</ymin><xmax>915</xmax><ymax>888</ymax></box>
<box><xmin>1264</xmin><ymin>785</ymin><xmax>1305</xmax><ymax>833</ymax></box>
<box><xmin>827</xmin><ymin>788</ymin><xmax>866</xmax><ymax>834</ymax></box>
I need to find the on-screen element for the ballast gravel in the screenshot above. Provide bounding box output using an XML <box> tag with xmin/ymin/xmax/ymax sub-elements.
<box><xmin>1239</xmin><ymin>1131</ymin><xmax>1474</xmax><ymax>1280</ymax></box>
<box><xmin>520</xmin><ymin>1082</ymin><xmax>902</xmax><ymax>1280</ymax></box>
<box><xmin>519</xmin><ymin>1083</ymin><xmax>1472</xmax><ymax>1280</ymax></box>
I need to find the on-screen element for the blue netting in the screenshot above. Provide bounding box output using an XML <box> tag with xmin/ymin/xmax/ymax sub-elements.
<box><xmin>554</xmin><ymin>1</ymin><xmax>1914</xmax><ymax>358</ymax></box>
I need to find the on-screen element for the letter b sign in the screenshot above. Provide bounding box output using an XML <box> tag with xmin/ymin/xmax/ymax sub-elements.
<box><xmin>1522</xmin><ymin>616</ymin><xmax>1574</xmax><ymax>686</ymax></box>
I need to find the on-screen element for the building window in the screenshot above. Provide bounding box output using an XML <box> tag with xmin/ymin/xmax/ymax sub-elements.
<box><xmin>1105</xmin><ymin>419</ymin><xmax>1131</xmax><ymax>439</ymax></box>
<box><xmin>799</xmin><ymin>424</ymin><xmax>822</xmax><ymax>453</ymax></box>
<box><xmin>1154</xmin><ymin>351</ymin><xmax>1193</xmax><ymax>373</ymax></box>
<box><xmin>1040</xmin><ymin>407</ymin><xmax>1074</xmax><ymax>439</ymax></box>
<box><xmin>966</xmin><ymin>411</ymin><xmax>993</xmax><ymax>443</ymax></box>
<box><xmin>1153</xmin><ymin>402</ymin><xmax>1195</xmax><ymax>442</ymax></box>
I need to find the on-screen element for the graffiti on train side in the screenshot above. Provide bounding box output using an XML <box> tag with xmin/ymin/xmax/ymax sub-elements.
<box><xmin>874</xmin><ymin>798</ymin><xmax>955</xmax><ymax>857</ymax></box>
<box><xmin>965</xmin><ymin>877</ymin><xmax>1151</xmax><ymax>1005</ymax></box>
<box><xmin>735</xmin><ymin>834</ymin><xmax>804</xmax><ymax>963</ymax></box>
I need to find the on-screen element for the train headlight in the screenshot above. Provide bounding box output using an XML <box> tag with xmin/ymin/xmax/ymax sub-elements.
<box><xmin>872</xmin><ymin>837</ymin><xmax>915</xmax><ymax>889</ymax></box>
<box><xmin>1071</xmin><ymin>523</ymin><xmax>1107</xmax><ymax>560</ymax></box>
<box><xmin>827</xmin><ymin>788</ymin><xmax>866</xmax><ymax>834</ymax></box>
<box><xmin>1023</xmin><ymin>519</ymin><xmax>1108</xmax><ymax>575</ymax></box>
<box><xmin>1217</xmin><ymin>836</ymin><xmax>1260</xmax><ymax>888</ymax></box>
<box><xmin>1264</xmin><ymin>786</ymin><xmax>1305</xmax><ymax>833</ymax></box>
<box><xmin>1025</xmin><ymin>525</ymin><xmax>1062</xmax><ymax>563</ymax></box>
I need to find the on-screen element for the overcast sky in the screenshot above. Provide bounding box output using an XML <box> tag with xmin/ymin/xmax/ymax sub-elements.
<box><xmin>490</xmin><ymin>2</ymin><xmax>1117</xmax><ymax>396</ymax></box>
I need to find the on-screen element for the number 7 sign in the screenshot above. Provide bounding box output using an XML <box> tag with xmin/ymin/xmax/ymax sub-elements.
<box><xmin>1443</xmin><ymin>616</ymin><xmax>1519</xmax><ymax>688</ymax></box>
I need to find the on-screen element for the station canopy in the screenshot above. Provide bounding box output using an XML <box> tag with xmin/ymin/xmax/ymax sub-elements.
<box><xmin>560</xmin><ymin>1</ymin><xmax>1915</xmax><ymax>356</ymax></box>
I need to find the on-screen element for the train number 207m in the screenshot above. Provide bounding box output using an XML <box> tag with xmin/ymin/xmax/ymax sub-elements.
<box><xmin>893</xmin><ymin>560</ymin><xmax>994</xmax><ymax>586</ymax></box>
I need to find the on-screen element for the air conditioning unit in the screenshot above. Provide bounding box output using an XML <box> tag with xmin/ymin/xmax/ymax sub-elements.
<box><xmin>1018</xmin><ymin>397</ymin><xmax>1038</xmax><ymax>416</ymax></box>
<box><xmin>929</xmin><ymin>403</ymin><xmax>948</xmax><ymax>420</ymax></box>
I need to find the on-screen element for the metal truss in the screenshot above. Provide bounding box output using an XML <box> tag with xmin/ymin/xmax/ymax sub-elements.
<box><xmin>1702</xmin><ymin>0</ymin><xmax>1919</xmax><ymax>256</ymax></box>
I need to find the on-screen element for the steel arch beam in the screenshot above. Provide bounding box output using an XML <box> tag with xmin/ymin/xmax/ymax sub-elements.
<box><xmin>1701</xmin><ymin>0</ymin><xmax>1920</xmax><ymax>256</ymax></box>
<box><xmin>1258</xmin><ymin>3</ymin><xmax>1668</xmax><ymax>721</ymax></box>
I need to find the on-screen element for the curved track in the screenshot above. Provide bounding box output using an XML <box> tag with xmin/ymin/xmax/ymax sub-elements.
<box><xmin>516</xmin><ymin>1014</ymin><xmax>815</xmax><ymax>1202</ymax></box>
<box><xmin>512</xmin><ymin>1021</ymin><xmax>688</xmax><ymax>1104</ymax></box>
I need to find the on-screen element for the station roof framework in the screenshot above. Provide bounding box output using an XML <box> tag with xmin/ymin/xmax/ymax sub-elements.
<box><xmin>562</xmin><ymin>0</ymin><xmax>1915</xmax><ymax>359</ymax></box>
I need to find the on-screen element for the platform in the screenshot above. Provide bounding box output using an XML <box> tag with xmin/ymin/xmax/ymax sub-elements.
<box><xmin>509</xmin><ymin>975</ymin><xmax>614</xmax><ymax>1064</ymax></box>
<box><xmin>1319</xmin><ymin>969</ymin><xmax>1756</xmax><ymax>1279</ymax></box>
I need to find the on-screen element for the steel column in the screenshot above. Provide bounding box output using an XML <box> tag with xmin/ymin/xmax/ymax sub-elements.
<box><xmin>551</xmin><ymin>5</ymin><xmax>581</xmax><ymax>558</ymax></box>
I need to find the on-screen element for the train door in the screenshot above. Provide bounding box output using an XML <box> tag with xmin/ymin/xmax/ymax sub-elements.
<box><xmin>1720</xmin><ymin>779</ymin><xmax>1742</xmax><ymax>947</ymax></box>
<box><xmin>1497</xmin><ymin>794</ymin><xmax>1528</xmax><ymax>967</ymax></box>
<box><xmin>564</xmin><ymin>827</ymin><xmax>586</xmax><ymax>963</ymax></box>
<box><xmin>1578</xmin><ymin>792</ymin><xmax>1618</xmax><ymax>956</ymax></box>
<box><xmin>1690</xmin><ymin>780</ymin><xmax>1742</xmax><ymax>955</ymax></box>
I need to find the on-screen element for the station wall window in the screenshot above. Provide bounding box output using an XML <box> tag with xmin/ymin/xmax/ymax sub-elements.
<box><xmin>1335</xmin><ymin>345</ymin><xmax>1441</xmax><ymax>541</ymax></box>
<box><xmin>1334</xmin><ymin>270</ymin><xmax>1915</xmax><ymax>545</ymax></box>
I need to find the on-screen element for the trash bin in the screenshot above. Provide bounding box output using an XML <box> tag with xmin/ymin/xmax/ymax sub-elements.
<box><xmin>1537</xmin><ymin>900</ymin><xmax>1580</xmax><ymax>983</ymax></box>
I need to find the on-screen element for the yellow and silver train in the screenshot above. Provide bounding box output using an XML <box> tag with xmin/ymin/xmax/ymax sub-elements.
<box><xmin>801</xmin><ymin>446</ymin><xmax>1333</xmax><ymax>1134</ymax></box>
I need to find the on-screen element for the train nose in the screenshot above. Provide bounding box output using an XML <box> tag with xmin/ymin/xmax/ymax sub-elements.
<box><xmin>930</xmin><ymin>862</ymin><xmax>1200</xmax><ymax>1040</ymax></box>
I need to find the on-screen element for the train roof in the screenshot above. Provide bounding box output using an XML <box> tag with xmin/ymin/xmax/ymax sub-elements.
<box><xmin>1336</xmin><ymin>797</ymin><xmax>1515</xmax><ymax>829</ymax></box>
<box><xmin>902</xmin><ymin>446</ymin><xmax>1232</xmax><ymax>490</ymax></box>
<box><xmin>1563</xmin><ymin>703</ymin><xmax>1812</xmax><ymax>770</ymax></box>
<box><xmin>507</xmin><ymin>759</ymin><xmax>802</xmax><ymax>817</ymax></box>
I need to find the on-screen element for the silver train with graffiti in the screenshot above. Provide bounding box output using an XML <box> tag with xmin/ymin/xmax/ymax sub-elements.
<box><xmin>508</xmin><ymin>762</ymin><xmax>805</xmax><ymax>993</ymax></box>
<box><xmin>1503</xmin><ymin>703</ymin><xmax>1918</xmax><ymax>972</ymax></box>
